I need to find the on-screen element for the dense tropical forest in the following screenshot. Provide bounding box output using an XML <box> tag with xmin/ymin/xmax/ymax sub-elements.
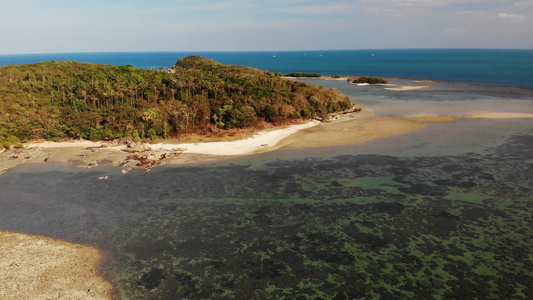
<box><xmin>0</xmin><ymin>56</ymin><xmax>352</xmax><ymax>148</ymax></box>
<box><xmin>285</xmin><ymin>72</ymin><xmax>322</xmax><ymax>78</ymax></box>
<box><xmin>352</xmin><ymin>76</ymin><xmax>388</xmax><ymax>84</ymax></box>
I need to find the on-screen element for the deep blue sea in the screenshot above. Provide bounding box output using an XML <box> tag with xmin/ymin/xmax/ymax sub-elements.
<box><xmin>1</xmin><ymin>49</ymin><xmax>533</xmax><ymax>88</ymax></box>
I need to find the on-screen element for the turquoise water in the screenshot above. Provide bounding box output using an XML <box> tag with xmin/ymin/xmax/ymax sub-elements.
<box><xmin>1</xmin><ymin>49</ymin><xmax>533</xmax><ymax>87</ymax></box>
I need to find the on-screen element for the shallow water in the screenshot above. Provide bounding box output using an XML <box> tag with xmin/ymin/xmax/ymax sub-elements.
<box><xmin>301</xmin><ymin>78</ymin><xmax>533</xmax><ymax>117</ymax></box>
<box><xmin>0</xmin><ymin>82</ymin><xmax>532</xmax><ymax>299</ymax></box>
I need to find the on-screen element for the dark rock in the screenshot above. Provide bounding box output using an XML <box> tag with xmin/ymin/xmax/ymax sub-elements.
<box><xmin>137</xmin><ymin>267</ymin><xmax>164</xmax><ymax>290</ymax></box>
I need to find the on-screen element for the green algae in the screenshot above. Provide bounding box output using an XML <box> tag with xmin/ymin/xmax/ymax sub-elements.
<box><xmin>0</xmin><ymin>136</ymin><xmax>532</xmax><ymax>299</ymax></box>
<box><xmin>119</xmin><ymin>139</ymin><xmax>530</xmax><ymax>299</ymax></box>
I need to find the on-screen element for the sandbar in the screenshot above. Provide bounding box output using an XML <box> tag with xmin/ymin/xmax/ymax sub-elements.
<box><xmin>465</xmin><ymin>112</ymin><xmax>533</xmax><ymax>119</ymax></box>
<box><xmin>403</xmin><ymin>112</ymin><xmax>533</xmax><ymax>123</ymax></box>
<box><xmin>278</xmin><ymin>116</ymin><xmax>428</xmax><ymax>148</ymax></box>
<box><xmin>385</xmin><ymin>85</ymin><xmax>432</xmax><ymax>91</ymax></box>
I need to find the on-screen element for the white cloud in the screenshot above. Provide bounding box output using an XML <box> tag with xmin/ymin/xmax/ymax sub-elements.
<box><xmin>498</xmin><ymin>12</ymin><xmax>525</xmax><ymax>19</ymax></box>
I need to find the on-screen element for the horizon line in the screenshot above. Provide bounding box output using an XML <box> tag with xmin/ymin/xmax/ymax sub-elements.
<box><xmin>2</xmin><ymin>47</ymin><xmax>533</xmax><ymax>56</ymax></box>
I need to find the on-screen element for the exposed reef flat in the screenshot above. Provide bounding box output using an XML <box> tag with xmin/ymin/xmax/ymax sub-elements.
<box><xmin>0</xmin><ymin>231</ymin><xmax>112</xmax><ymax>300</ymax></box>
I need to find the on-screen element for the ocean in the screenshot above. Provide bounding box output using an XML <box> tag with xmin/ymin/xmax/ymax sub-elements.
<box><xmin>1</xmin><ymin>49</ymin><xmax>533</xmax><ymax>88</ymax></box>
<box><xmin>1</xmin><ymin>50</ymin><xmax>533</xmax><ymax>299</ymax></box>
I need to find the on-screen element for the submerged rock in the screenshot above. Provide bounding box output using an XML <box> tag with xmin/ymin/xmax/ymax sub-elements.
<box><xmin>137</xmin><ymin>267</ymin><xmax>165</xmax><ymax>290</ymax></box>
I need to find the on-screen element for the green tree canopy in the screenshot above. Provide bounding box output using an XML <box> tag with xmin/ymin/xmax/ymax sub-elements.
<box><xmin>0</xmin><ymin>56</ymin><xmax>352</xmax><ymax>147</ymax></box>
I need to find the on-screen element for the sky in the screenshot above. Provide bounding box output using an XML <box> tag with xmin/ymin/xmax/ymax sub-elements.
<box><xmin>1</xmin><ymin>0</ymin><xmax>532</xmax><ymax>54</ymax></box>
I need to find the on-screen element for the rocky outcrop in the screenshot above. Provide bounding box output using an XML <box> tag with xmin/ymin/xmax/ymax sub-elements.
<box><xmin>120</xmin><ymin>149</ymin><xmax>183</xmax><ymax>170</ymax></box>
<box><xmin>121</xmin><ymin>140</ymin><xmax>152</xmax><ymax>153</ymax></box>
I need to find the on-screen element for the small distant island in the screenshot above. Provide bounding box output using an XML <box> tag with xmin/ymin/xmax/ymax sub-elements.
<box><xmin>284</xmin><ymin>72</ymin><xmax>322</xmax><ymax>78</ymax></box>
<box><xmin>351</xmin><ymin>76</ymin><xmax>388</xmax><ymax>84</ymax></box>
<box><xmin>284</xmin><ymin>72</ymin><xmax>388</xmax><ymax>85</ymax></box>
<box><xmin>0</xmin><ymin>56</ymin><xmax>352</xmax><ymax>150</ymax></box>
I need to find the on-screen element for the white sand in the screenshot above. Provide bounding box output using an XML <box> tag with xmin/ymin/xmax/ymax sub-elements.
<box><xmin>385</xmin><ymin>85</ymin><xmax>431</xmax><ymax>91</ymax></box>
<box><xmin>21</xmin><ymin>121</ymin><xmax>319</xmax><ymax>156</ymax></box>
<box><xmin>150</xmin><ymin>121</ymin><xmax>320</xmax><ymax>155</ymax></box>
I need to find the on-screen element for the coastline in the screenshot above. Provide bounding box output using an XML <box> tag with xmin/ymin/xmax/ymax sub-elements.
<box><xmin>0</xmin><ymin>230</ymin><xmax>112</xmax><ymax>300</ymax></box>
<box><xmin>293</xmin><ymin>74</ymin><xmax>533</xmax><ymax>91</ymax></box>
<box><xmin>2</xmin><ymin>105</ymin><xmax>533</xmax><ymax>174</ymax></box>
<box><xmin>150</xmin><ymin>120</ymin><xmax>321</xmax><ymax>156</ymax></box>
<box><xmin>0</xmin><ymin>105</ymin><xmax>368</xmax><ymax>174</ymax></box>
<box><xmin>287</xmin><ymin>75</ymin><xmax>433</xmax><ymax>91</ymax></box>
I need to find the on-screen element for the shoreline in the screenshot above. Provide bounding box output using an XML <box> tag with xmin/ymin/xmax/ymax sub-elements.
<box><xmin>2</xmin><ymin>107</ymin><xmax>533</xmax><ymax>175</ymax></box>
<box><xmin>0</xmin><ymin>105</ymin><xmax>369</xmax><ymax>173</ymax></box>
<box><xmin>148</xmin><ymin>120</ymin><xmax>321</xmax><ymax>156</ymax></box>
<box><xmin>293</xmin><ymin>75</ymin><xmax>533</xmax><ymax>91</ymax></box>
<box><xmin>287</xmin><ymin>75</ymin><xmax>433</xmax><ymax>91</ymax></box>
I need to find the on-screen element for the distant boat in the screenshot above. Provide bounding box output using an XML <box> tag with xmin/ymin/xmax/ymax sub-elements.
<box><xmin>372</xmin><ymin>54</ymin><xmax>375</xmax><ymax>56</ymax></box>
<box><xmin>273</xmin><ymin>55</ymin><xmax>276</xmax><ymax>58</ymax></box>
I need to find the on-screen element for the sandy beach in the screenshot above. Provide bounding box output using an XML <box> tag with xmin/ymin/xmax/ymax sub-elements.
<box><xmin>0</xmin><ymin>231</ymin><xmax>112</xmax><ymax>300</ymax></box>
<box><xmin>3</xmin><ymin>106</ymin><xmax>533</xmax><ymax>174</ymax></box>
<box><xmin>151</xmin><ymin>120</ymin><xmax>321</xmax><ymax>155</ymax></box>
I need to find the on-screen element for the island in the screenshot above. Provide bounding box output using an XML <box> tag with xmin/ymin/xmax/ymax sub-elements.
<box><xmin>351</xmin><ymin>76</ymin><xmax>388</xmax><ymax>84</ymax></box>
<box><xmin>2</xmin><ymin>58</ymin><xmax>532</xmax><ymax>174</ymax></box>
<box><xmin>0</xmin><ymin>55</ymin><xmax>354</xmax><ymax>148</ymax></box>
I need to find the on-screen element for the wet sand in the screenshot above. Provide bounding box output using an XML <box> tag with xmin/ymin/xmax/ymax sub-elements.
<box><xmin>403</xmin><ymin>112</ymin><xmax>533</xmax><ymax>123</ymax></box>
<box><xmin>277</xmin><ymin>116</ymin><xmax>428</xmax><ymax>148</ymax></box>
<box><xmin>0</xmin><ymin>231</ymin><xmax>112</xmax><ymax>300</ymax></box>
<box><xmin>276</xmin><ymin>104</ymin><xmax>426</xmax><ymax>148</ymax></box>
<box><xmin>2</xmin><ymin>106</ymin><xmax>533</xmax><ymax>174</ymax></box>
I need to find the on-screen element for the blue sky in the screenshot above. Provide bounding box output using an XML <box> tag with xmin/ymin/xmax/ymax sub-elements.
<box><xmin>1</xmin><ymin>0</ymin><xmax>532</xmax><ymax>54</ymax></box>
